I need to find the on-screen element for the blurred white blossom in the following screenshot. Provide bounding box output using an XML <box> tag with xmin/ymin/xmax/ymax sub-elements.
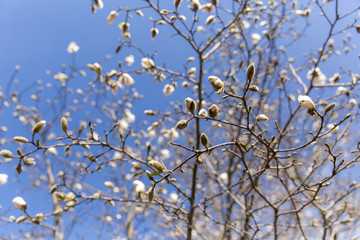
<box><xmin>0</xmin><ymin>174</ymin><xmax>8</xmax><ymax>185</ymax></box>
<box><xmin>67</xmin><ymin>41</ymin><xmax>79</xmax><ymax>53</ymax></box>
<box><xmin>163</xmin><ymin>84</ymin><xmax>175</xmax><ymax>96</ymax></box>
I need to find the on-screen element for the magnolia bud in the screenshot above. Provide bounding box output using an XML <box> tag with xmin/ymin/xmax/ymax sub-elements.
<box><xmin>12</xmin><ymin>197</ymin><xmax>27</xmax><ymax>211</ymax></box>
<box><xmin>149</xmin><ymin>160</ymin><xmax>165</xmax><ymax>172</ymax></box>
<box><xmin>298</xmin><ymin>95</ymin><xmax>315</xmax><ymax>110</ymax></box>
<box><xmin>248</xmin><ymin>85</ymin><xmax>259</xmax><ymax>92</ymax></box>
<box><xmin>107</xmin><ymin>11</ymin><xmax>118</xmax><ymax>24</ymax></box>
<box><xmin>185</xmin><ymin>97</ymin><xmax>196</xmax><ymax>114</ymax></box>
<box><xmin>54</xmin><ymin>192</ymin><xmax>66</xmax><ymax>202</ymax></box>
<box><xmin>23</xmin><ymin>158</ymin><xmax>36</xmax><ymax>166</ymax></box>
<box><xmin>13</xmin><ymin>136</ymin><xmax>29</xmax><ymax>144</ymax></box>
<box><xmin>205</xmin><ymin>15</ymin><xmax>216</xmax><ymax>25</ymax></box>
<box><xmin>147</xmin><ymin>186</ymin><xmax>155</xmax><ymax>202</ymax></box>
<box><xmin>211</xmin><ymin>0</ymin><xmax>218</xmax><ymax>5</ymax></box>
<box><xmin>174</xmin><ymin>0</ymin><xmax>182</xmax><ymax>8</ymax></box>
<box><xmin>131</xmin><ymin>162</ymin><xmax>142</xmax><ymax>170</ymax></box>
<box><xmin>246</xmin><ymin>63</ymin><xmax>255</xmax><ymax>81</ymax></box>
<box><xmin>15</xmin><ymin>216</ymin><xmax>27</xmax><ymax>224</ymax></box>
<box><xmin>146</xmin><ymin>170</ymin><xmax>154</xmax><ymax>181</ymax></box>
<box><xmin>191</xmin><ymin>0</ymin><xmax>201</xmax><ymax>12</ymax></box>
<box><xmin>104</xmin><ymin>181</ymin><xmax>115</xmax><ymax>188</ymax></box>
<box><xmin>208</xmin><ymin>104</ymin><xmax>221</xmax><ymax>118</ymax></box>
<box><xmin>256</xmin><ymin>114</ymin><xmax>269</xmax><ymax>122</ymax></box>
<box><xmin>324</xmin><ymin>103</ymin><xmax>336</xmax><ymax>114</ymax></box>
<box><xmin>50</xmin><ymin>184</ymin><xmax>59</xmax><ymax>194</ymax></box>
<box><xmin>198</xmin><ymin>109</ymin><xmax>208</xmax><ymax>117</ymax></box>
<box><xmin>208</xmin><ymin>76</ymin><xmax>224</xmax><ymax>94</ymax></box>
<box><xmin>48</xmin><ymin>147</ymin><xmax>58</xmax><ymax>156</ymax></box>
<box><xmin>200</xmin><ymin>133</ymin><xmax>208</xmax><ymax>147</ymax></box>
<box><xmin>176</xmin><ymin>120</ymin><xmax>188</xmax><ymax>130</ymax></box>
<box><xmin>61</xmin><ymin>117</ymin><xmax>68</xmax><ymax>133</ymax></box>
<box><xmin>0</xmin><ymin>149</ymin><xmax>13</xmax><ymax>158</ymax></box>
<box><xmin>15</xmin><ymin>164</ymin><xmax>22</xmax><ymax>175</ymax></box>
<box><xmin>151</xmin><ymin>28</ymin><xmax>159</xmax><ymax>40</ymax></box>
<box><xmin>32</xmin><ymin>120</ymin><xmax>46</xmax><ymax>134</ymax></box>
<box><xmin>196</xmin><ymin>156</ymin><xmax>203</xmax><ymax>165</ymax></box>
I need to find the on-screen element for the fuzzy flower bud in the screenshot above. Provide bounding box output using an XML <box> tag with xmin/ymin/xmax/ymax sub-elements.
<box><xmin>205</xmin><ymin>15</ymin><xmax>216</xmax><ymax>25</ymax></box>
<box><xmin>149</xmin><ymin>160</ymin><xmax>165</xmax><ymax>172</ymax></box>
<box><xmin>151</xmin><ymin>28</ymin><xmax>159</xmax><ymax>40</ymax></box>
<box><xmin>23</xmin><ymin>158</ymin><xmax>36</xmax><ymax>166</ymax></box>
<box><xmin>298</xmin><ymin>95</ymin><xmax>315</xmax><ymax>110</ymax></box>
<box><xmin>13</xmin><ymin>136</ymin><xmax>29</xmax><ymax>144</ymax></box>
<box><xmin>198</xmin><ymin>109</ymin><xmax>208</xmax><ymax>118</ymax></box>
<box><xmin>248</xmin><ymin>85</ymin><xmax>259</xmax><ymax>92</ymax></box>
<box><xmin>256</xmin><ymin>114</ymin><xmax>269</xmax><ymax>122</ymax></box>
<box><xmin>32</xmin><ymin>120</ymin><xmax>46</xmax><ymax>134</ymax></box>
<box><xmin>324</xmin><ymin>103</ymin><xmax>336</xmax><ymax>114</ymax></box>
<box><xmin>185</xmin><ymin>97</ymin><xmax>196</xmax><ymax>114</ymax></box>
<box><xmin>12</xmin><ymin>197</ymin><xmax>27</xmax><ymax>211</ymax></box>
<box><xmin>104</xmin><ymin>181</ymin><xmax>115</xmax><ymax>188</ymax></box>
<box><xmin>208</xmin><ymin>76</ymin><xmax>224</xmax><ymax>94</ymax></box>
<box><xmin>175</xmin><ymin>120</ymin><xmax>188</xmax><ymax>130</ymax></box>
<box><xmin>200</xmin><ymin>133</ymin><xmax>208</xmax><ymax>147</ymax></box>
<box><xmin>246</xmin><ymin>63</ymin><xmax>255</xmax><ymax>81</ymax></box>
<box><xmin>163</xmin><ymin>84</ymin><xmax>175</xmax><ymax>96</ymax></box>
<box><xmin>174</xmin><ymin>0</ymin><xmax>182</xmax><ymax>8</ymax></box>
<box><xmin>190</xmin><ymin>0</ymin><xmax>201</xmax><ymax>12</ymax></box>
<box><xmin>208</xmin><ymin>104</ymin><xmax>221</xmax><ymax>118</ymax></box>
<box><xmin>0</xmin><ymin>149</ymin><xmax>13</xmax><ymax>158</ymax></box>
<box><xmin>107</xmin><ymin>11</ymin><xmax>118</xmax><ymax>24</ymax></box>
<box><xmin>48</xmin><ymin>147</ymin><xmax>58</xmax><ymax>156</ymax></box>
<box><xmin>61</xmin><ymin>117</ymin><xmax>68</xmax><ymax>133</ymax></box>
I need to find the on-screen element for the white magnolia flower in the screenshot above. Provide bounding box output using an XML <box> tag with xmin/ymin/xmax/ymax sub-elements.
<box><xmin>169</xmin><ymin>192</ymin><xmax>179</xmax><ymax>203</ymax></box>
<box><xmin>121</xmin><ymin>73</ymin><xmax>135</xmax><ymax>86</ymax></box>
<box><xmin>298</xmin><ymin>95</ymin><xmax>315</xmax><ymax>110</ymax></box>
<box><xmin>67</xmin><ymin>41</ymin><xmax>79</xmax><ymax>53</ymax></box>
<box><xmin>141</xmin><ymin>58</ymin><xmax>155</xmax><ymax>69</ymax></box>
<box><xmin>160</xmin><ymin>149</ymin><xmax>170</xmax><ymax>159</ymax></box>
<box><xmin>118</xmin><ymin>119</ymin><xmax>129</xmax><ymax>135</ymax></box>
<box><xmin>163</xmin><ymin>84</ymin><xmax>175</xmax><ymax>96</ymax></box>
<box><xmin>12</xmin><ymin>197</ymin><xmax>27</xmax><ymax>211</ymax></box>
<box><xmin>125</xmin><ymin>55</ymin><xmax>134</xmax><ymax>66</ymax></box>
<box><xmin>164</xmin><ymin>128</ymin><xmax>179</xmax><ymax>140</ymax></box>
<box><xmin>107</xmin><ymin>11</ymin><xmax>118</xmax><ymax>24</ymax></box>
<box><xmin>251</xmin><ymin>33</ymin><xmax>261</xmax><ymax>45</ymax></box>
<box><xmin>336</xmin><ymin>86</ymin><xmax>349</xmax><ymax>95</ymax></box>
<box><xmin>0</xmin><ymin>174</ymin><xmax>8</xmax><ymax>185</ymax></box>
<box><xmin>219</xmin><ymin>172</ymin><xmax>229</xmax><ymax>185</ymax></box>
<box><xmin>307</xmin><ymin>67</ymin><xmax>326</xmax><ymax>86</ymax></box>
<box><xmin>124</xmin><ymin>109</ymin><xmax>135</xmax><ymax>123</ymax></box>
<box><xmin>54</xmin><ymin>72</ymin><xmax>68</xmax><ymax>82</ymax></box>
<box><xmin>133</xmin><ymin>180</ymin><xmax>146</xmax><ymax>194</ymax></box>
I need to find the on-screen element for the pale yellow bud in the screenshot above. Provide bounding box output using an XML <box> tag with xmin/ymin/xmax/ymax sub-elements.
<box><xmin>32</xmin><ymin>120</ymin><xmax>46</xmax><ymax>134</ymax></box>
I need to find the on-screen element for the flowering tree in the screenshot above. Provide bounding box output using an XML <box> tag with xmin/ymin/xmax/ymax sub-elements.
<box><xmin>1</xmin><ymin>0</ymin><xmax>360</xmax><ymax>239</ymax></box>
